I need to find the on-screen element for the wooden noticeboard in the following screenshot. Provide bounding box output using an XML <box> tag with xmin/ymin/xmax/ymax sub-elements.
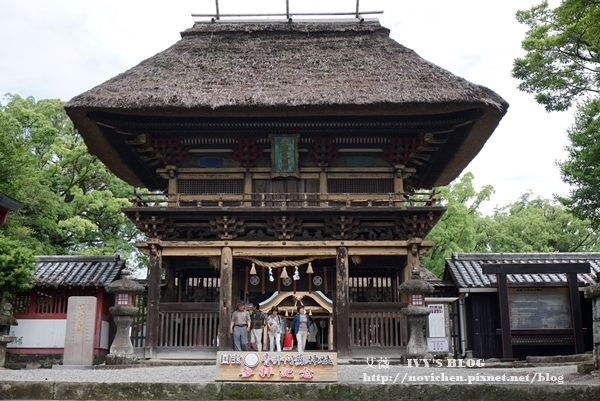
<box><xmin>216</xmin><ymin>351</ymin><xmax>337</xmax><ymax>382</ymax></box>
<box><xmin>508</xmin><ymin>287</ymin><xmax>571</xmax><ymax>329</ymax></box>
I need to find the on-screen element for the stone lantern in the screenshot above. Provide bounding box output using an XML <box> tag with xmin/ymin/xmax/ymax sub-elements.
<box><xmin>105</xmin><ymin>268</ymin><xmax>144</xmax><ymax>365</ymax></box>
<box><xmin>0</xmin><ymin>302</ymin><xmax>17</xmax><ymax>368</ymax></box>
<box><xmin>400</xmin><ymin>268</ymin><xmax>434</xmax><ymax>357</ymax></box>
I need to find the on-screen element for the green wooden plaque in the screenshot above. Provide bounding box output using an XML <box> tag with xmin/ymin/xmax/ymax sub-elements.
<box><xmin>270</xmin><ymin>134</ymin><xmax>299</xmax><ymax>177</ymax></box>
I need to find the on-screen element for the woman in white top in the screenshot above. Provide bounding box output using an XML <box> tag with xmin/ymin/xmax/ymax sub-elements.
<box><xmin>267</xmin><ymin>307</ymin><xmax>283</xmax><ymax>352</ymax></box>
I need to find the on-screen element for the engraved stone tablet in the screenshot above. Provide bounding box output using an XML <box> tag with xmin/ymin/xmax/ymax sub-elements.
<box><xmin>63</xmin><ymin>296</ymin><xmax>97</xmax><ymax>366</ymax></box>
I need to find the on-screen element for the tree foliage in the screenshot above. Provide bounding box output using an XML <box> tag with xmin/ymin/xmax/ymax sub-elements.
<box><xmin>0</xmin><ymin>236</ymin><xmax>36</xmax><ymax>302</ymax></box>
<box><xmin>421</xmin><ymin>173</ymin><xmax>493</xmax><ymax>277</ymax></box>
<box><xmin>512</xmin><ymin>0</ymin><xmax>600</xmax><ymax>112</ymax></box>
<box><xmin>422</xmin><ymin>174</ymin><xmax>600</xmax><ymax>277</ymax></box>
<box><xmin>513</xmin><ymin>0</ymin><xmax>600</xmax><ymax>229</ymax></box>
<box><xmin>0</xmin><ymin>94</ymin><xmax>143</xmax><ymax>263</ymax></box>
<box><xmin>478</xmin><ymin>191</ymin><xmax>600</xmax><ymax>253</ymax></box>
<box><xmin>558</xmin><ymin>98</ymin><xmax>600</xmax><ymax>227</ymax></box>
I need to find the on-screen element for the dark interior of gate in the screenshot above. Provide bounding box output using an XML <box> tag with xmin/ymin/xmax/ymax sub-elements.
<box><xmin>131</xmin><ymin>255</ymin><xmax>417</xmax><ymax>352</ymax></box>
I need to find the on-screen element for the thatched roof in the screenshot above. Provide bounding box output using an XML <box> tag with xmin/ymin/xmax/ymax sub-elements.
<box><xmin>65</xmin><ymin>20</ymin><xmax>508</xmax><ymax>188</ymax></box>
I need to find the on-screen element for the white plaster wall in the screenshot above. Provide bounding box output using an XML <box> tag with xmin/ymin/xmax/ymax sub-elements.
<box><xmin>8</xmin><ymin>319</ymin><xmax>66</xmax><ymax>348</ymax></box>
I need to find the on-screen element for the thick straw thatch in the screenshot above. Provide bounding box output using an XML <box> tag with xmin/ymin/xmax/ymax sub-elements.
<box><xmin>65</xmin><ymin>20</ymin><xmax>508</xmax><ymax>188</ymax></box>
<box><xmin>67</xmin><ymin>21</ymin><xmax>506</xmax><ymax>111</ymax></box>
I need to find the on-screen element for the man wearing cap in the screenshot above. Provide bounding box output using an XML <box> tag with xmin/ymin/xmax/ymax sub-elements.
<box><xmin>229</xmin><ymin>300</ymin><xmax>251</xmax><ymax>351</ymax></box>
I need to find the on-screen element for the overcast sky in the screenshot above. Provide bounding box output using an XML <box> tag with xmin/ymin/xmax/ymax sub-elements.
<box><xmin>0</xmin><ymin>0</ymin><xmax>572</xmax><ymax>213</ymax></box>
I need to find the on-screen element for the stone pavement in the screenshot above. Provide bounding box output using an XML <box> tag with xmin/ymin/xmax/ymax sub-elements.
<box><xmin>1</xmin><ymin>356</ymin><xmax>599</xmax><ymax>400</ymax></box>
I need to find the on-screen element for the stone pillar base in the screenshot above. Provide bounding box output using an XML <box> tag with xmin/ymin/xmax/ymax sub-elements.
<box><xmin>105</xmin><ymin>353</ymin><xmax>139</xmax><ymax>365</ymax></box>
<box><xmin>0</xmin><ymin>336</ymin><xmax>15</xmax><ymax>368</ymax></box>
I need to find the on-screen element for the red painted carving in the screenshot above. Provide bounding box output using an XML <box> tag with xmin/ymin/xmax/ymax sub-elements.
<box><xmin>232</xmin><ymin>138</ymin><xmax>264</xmax><ymax>168</ymax></box>
<box><xmin>382</xmin><ymin>137</ymin><xmax>425</xmax><ymax>166</ymax></box>
<box><xmin>146</xmin><ymin>137</ymin><xmax>190</xmax><ymax>167</ymax></box>
<box><xmin>308</xmin><ymin>137</ymin><xmax>339</xmax><ymax>166</ymax></box>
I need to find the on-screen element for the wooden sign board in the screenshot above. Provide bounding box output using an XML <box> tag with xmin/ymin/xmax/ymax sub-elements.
<box><xmin>216</xmin><ymin>351</ymin><xmax>337</xmax><ymax>382</ymax></box>
<box><xmin>508</xmin><ymin>287</ymin><xmax>571</xmax><ymax>329</ymax></box>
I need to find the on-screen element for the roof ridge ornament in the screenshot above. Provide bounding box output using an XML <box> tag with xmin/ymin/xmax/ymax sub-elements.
<box><xmin>192</xmin><ymin>0</ymin><xmax>383</xmax><ymax>23</ymax></box>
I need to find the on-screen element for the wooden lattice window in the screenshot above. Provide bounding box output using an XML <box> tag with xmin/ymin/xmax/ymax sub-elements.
<box><xmin>328</xmin><ymin>179</ymin><xmax>393</xmax><ymax>194</ymax></box>
<box><xmin>34</xmin><ymin>288</ymin><xmax>97</xmax><ymax>315</ymax></box>
<box><xmin>349</xmin><ymin>275</ymin><xmax>397</xmax><ymax>302</ymax></box>
<box><xmin>181</xmin><ymin>276</ymin><xmax>221</xmax><ymax>303</ymax></box>
<box><xmin>177</xmin><ymin>179</ymin><xmax>244</xmax><ymax>194</ymax></box>
<box><xmin>13</xmin><ymin>294</ymin><xmax>31</xmax><ymax>314</ymax></box>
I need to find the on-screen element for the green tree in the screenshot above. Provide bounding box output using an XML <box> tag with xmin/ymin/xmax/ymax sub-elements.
<box><xmin>422</xmin><ymin>174</ymin><xmax>600</xmax><ymax>277</ymax></box>
<box><xmin>513</xmin><ymin>1</ymin><xmax>600</xmax><ymax>226</ymax></box>
<box><xmin>512</xmin><ymin>0</ymin><xmax>600</xmax><ymax>112</ymax></box>
<box><xmin>558</xmin><ymin>98</ymin><xmax>600</xmax><ymax>227</ymax></box>
<box><xmin>0</xmin><ymin>237</ymin><xmax>35</xmax><ymax>302</ymax></box>
<box><xmin>478</xmin><ymin>191</ymin><xmax>600</xmax><ymax>253</ymax></box>
<box><xmin>422</xmin><ymin>173</ymin><xmax>493</xmax><ymax>276</ymax></box>
<box><xmin>0</xmin><ymin>94</ymin><xmax>143</xmax><ymax>262</ymax></box>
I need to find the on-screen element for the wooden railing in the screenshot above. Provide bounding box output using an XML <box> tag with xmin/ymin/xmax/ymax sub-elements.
<box><xmin>158</xmin><ymin>303</ymin><xmax>219</xmax><ymax>347</ymax></box>
<box><xmin>349</xmin><ymin>303</ymin><xmax>406</xmax><ymax>347</ymax></box>
<box><xmin>134</xmin><ymin>302</ymin><xmax>405</xmax><ymax>350</ymax></box>
<box><xmin>130</xmin><ymin>191</ymin><xmax>437</xmax><ymax>209</ymax></box>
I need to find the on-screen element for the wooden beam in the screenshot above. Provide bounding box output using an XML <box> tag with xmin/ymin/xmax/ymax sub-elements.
<box><xmin>218</xmin><ymin>247</ymin><xmax>233</xmax><ymax>351</ymax></box>
<box><xmin>335</xmin><ymin>246</ymin><xmax>350</xmax><ymax>356</ymax></box>
<box><xmin>161</xmin><ymin>248</ymin><xmax>222</xmax><ymax>256</ymax></box>
<box><xmin>145</xmin><ymin>246</ymin><xmax>162</xmax><ymax>358</ymax></box>
<box><xmin>482</xmin><ymin>263</ymin><xmax>590</xmax><ymax>275</ymax></box>
<box><xmin>155</xmin><ymin>240</ymin><xmax>413</xmax><ymax>248</ymax></box>
<box><xmin>233</xmin><ymin>248</ymin><xmax>337</xmax><ymax>257</ymax></box>
<box><xmin>348</xmin><ymin>247</ymin><xmax>408</xmax><ymax>256</ymax></box>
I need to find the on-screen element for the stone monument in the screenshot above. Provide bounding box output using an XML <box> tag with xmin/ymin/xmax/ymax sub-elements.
<box><xmin>105</xmin><ymin>268</ymin><xmax>144</xmax><ymax>365</ymax></box>
<box><xmin>60</xmin><ymin>296</ymin><xmax>97</xmax><ymax>368</ymax></box>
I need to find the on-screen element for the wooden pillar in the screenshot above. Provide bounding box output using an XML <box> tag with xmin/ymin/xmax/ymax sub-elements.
<box><xmin>335</xmin><ymin>246</ymin><xmax>350</xmax><ymax>356</ymax></box>
<box><xmin>243</xmin><ymin>171</ymin><xmax>252</xmax><ymax>207</ymax></box>
<box><xmin>568</xmin><ymin>273</ymin><xmax>585</xmax><ymax>354</ymax></box>
<box><xmin>145</xmin><ymin>244</ymin><xmax>162</xmax><ymax>358</ymax></box>
<box><xmin>218</xmin><ymin>246</ymin><xmax>233</xmax><ymax>351</ymax></box>
<box><xmin>164</xmin><ymin>264</ymin><xmax>176</xmax><ymax>302</ymax></box>
<box><xmin>319</xmin><ymin>169</ymin><xmax>327</xmax><ymax>206</ymax></box>
<box><xmin>402</xmin><ymin>239</ymin><xmax>422</xmax><ymax>344</ymax></box>
<box><xmin>166</xmin><ymin>166</ymin><xmax>178</xmax><ymax>207</ymax></box>
<box><xmin>496</xmin><ymin>273</ymin><xmax>512</xmax><ymax>359</ymax></box>
<box><xmin>393</xmin><ymin>164</ymin><xmax>404</xmax><ymax>194</ymax></box>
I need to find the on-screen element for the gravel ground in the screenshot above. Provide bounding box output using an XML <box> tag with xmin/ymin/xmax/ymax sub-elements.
<box><xmin>0</xmin><ymin>364</ymin><xmax>597</xmax><ymax>386</ymax></box>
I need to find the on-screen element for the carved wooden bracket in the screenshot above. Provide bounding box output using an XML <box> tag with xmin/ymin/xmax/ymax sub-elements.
<box><xmin>382</xmin><ymin>137</ymin><xmax>425</xmax><ymax>166</ymax></box>
<box><xmin>232</xmin><ymin>137</ymin><xmax>264</xmax><ymax>168</ymax></box>
<box><xmin>267</xmin><ymin>216</ymin><xmax>302</xmax><ymax>239</ymax></box>
<box><xmin>134</xmin><ymin>213</ymin><xmax>175</xmax><ymax>239</ymax></box>
<box><xmin>146</xmin><ymin>137</ymin><xmax>190</xmax><ymax>167</ymax></box>
<box><xmin>308</xmin><ymin>137</ymin><xmax>339</xmax><ymax>167</ymax></box>
<box><xmin>324</xmin><ymin>216</ymin><xmax>360</xmax><ymax>239</ymax></box>
<box><xmin>394</xmin><ymin>213</ymin><xmax>435</xmax><ymax>238</ymax></box>
<box><xmin>209</xmin><ymin>216</ymin><xmax>245</xmax><ymax>239</ymax></box>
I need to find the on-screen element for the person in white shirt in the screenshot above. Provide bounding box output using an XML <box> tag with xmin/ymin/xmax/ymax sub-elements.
<box><xmin>267</xmin><ymin>307</ymin><xmax>283</xmax><ymax>352</ymax></box>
